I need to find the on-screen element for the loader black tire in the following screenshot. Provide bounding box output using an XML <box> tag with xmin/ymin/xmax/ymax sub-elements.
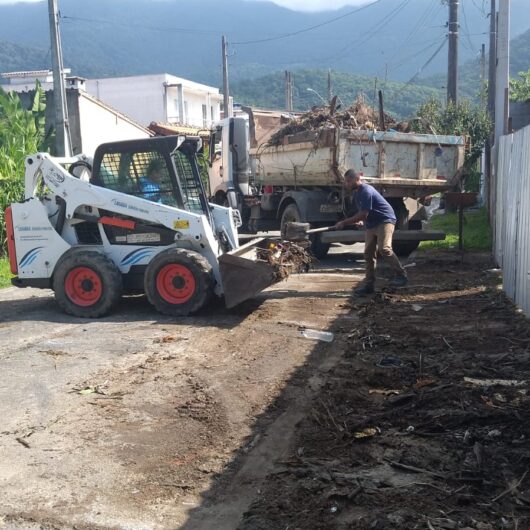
<box><xmin>54</xmin><ymin>250</ymin><xmax>122</xmax><ymax>318</ymax></box>
<box><xmin>144</xmin><ymin>248</ymin><xmax>213</xmax><ymax>316</ymax></box>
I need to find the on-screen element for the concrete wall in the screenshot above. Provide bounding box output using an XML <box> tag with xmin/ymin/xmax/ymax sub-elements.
<box><xmin>85</xmin><ymin>74</ymin><xmax>223</xmax><ymax>129</ymax></box>
<box><xmin>510</xmin><ymin>100</ymin><xmax>530</xmax><ymax>132</ymax></box>
<box><xmin>86</xmin><ymin>75</ymin><xmax>167</xmax><ymax>127</ymax></box>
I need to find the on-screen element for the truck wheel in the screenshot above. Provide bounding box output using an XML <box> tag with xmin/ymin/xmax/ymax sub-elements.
<box><xmin>144</xmin><ymin>248</ymin><xmax>213</xmax><ymax>316</ymax></box>
<box><xmin>392</xmin><ymin>220</ymin><xmax>422</xmax><ymax>257</ymax></box>
<box><xmin>309</xmin><ymin>233</ymin><xmax>331</xmax><ymax>259</ymax></box>
<box><xmin>281</xmin><ymin>204</ymin><xmax>331</xmax><ymax>259</ymax></box>
<box><xmin>280</xmin><ymin>203</ymin><xmax>302</xmax><ymax>238</ymax></box>
<box><xmin>54</xmin><ymin>250</ymin><xmax>122</xmax><ymax>318</ymax></box>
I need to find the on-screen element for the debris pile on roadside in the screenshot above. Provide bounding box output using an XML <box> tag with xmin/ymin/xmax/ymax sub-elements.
<box><xmin>240</xmin><ymin>253</ymin><xmax>530</xmax><ymax>529</ymax></box>
<box><xmin>257</xmin><ymin>241</ymin><xmax>312</xmax><ymax>281</ymax></box>
<box><xmin>267</xmin><ymin>95</ymin><xmax>397</xmax><ymax>147</ymax></box>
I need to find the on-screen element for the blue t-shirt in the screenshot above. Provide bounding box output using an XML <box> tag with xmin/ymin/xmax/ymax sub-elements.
<box><xmin>354</xmin><ymin>184</ymin><xmax>396</xmax><ymax>229</ymax></box>
<box><xmin>139</xmin><ymin>176</ymin><xmax>161</xmax><ymax>203</ymax></box>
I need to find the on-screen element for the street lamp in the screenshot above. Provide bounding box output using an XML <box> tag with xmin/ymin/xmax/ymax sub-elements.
<box><xmin>306</xmin><ymin>87</ymin><xmax>327</xmax><ymax>105</ymax></box>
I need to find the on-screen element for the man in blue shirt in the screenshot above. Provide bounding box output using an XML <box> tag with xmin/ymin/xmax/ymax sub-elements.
<box><xmin>333</xmin><ymin>169</ymin><xmax>408</xmax><ymax>295</ymax></box>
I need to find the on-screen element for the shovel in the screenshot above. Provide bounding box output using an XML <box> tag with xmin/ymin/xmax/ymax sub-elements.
<box><xmin>284</xmin><ymin>222</ymin><xmax>334</xmax><ymax>242</ymax></box>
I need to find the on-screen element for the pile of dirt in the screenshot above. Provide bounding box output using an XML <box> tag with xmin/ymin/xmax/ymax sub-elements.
<box><xmin>239</xmin><ymin>253</ymin><xmax>530</xmax><ymax>529</ymax></box>
<box><xmin>267</xmin><ymin>95</ymin><xmax>397</xmax><ymax>147</ymax></box>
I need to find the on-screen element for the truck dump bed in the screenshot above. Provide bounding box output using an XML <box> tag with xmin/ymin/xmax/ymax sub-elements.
<box><xmin>252</xmin><ymin>128</ymin><xmax>465</xmax><ymax>197</ymax></box>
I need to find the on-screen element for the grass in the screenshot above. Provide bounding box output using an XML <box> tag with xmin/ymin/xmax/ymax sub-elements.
<box><xmin>0</xmin><ymin>257</ymin><xmax>13</xmax><ymax>288</ymax></box>
<box><xmin>420</xmin><ymin>207</ymin><xmax>492</xmax><ymax>251</ymax></box>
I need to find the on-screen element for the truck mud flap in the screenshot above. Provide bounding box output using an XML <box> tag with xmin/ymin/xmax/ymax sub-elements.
<box><xmin>218</xmin><ymin>251</ymin><xmax>276</xmax><ymax>309</ymax></box>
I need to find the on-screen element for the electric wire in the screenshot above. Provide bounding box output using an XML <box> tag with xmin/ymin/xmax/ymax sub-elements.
<box><xmin>231</xmin><ymin>0</ymin><xmax>385</xmax><ymax>45</ymax></box>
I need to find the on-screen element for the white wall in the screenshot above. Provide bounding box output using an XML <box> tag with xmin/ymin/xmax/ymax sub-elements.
<box><xmin>86</xmin><ymin>74</ymin><xmax>222</xmax><ymax>129</ymax></box>
<box><xmin>86</xmin><ymin>75</ymin><xmax>167</xmax><ymax>127</ymax></box>
<box><xmin>78</xmin><ymin>95</ymin><xmax>150</xmax><ymax>157</ymax></box>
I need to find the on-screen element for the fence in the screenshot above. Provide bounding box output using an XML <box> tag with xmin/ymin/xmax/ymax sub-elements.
<box><xmin>494</xmin><ymin>124</ymin><xmax>530</xmax><ymax>314</ymax></box>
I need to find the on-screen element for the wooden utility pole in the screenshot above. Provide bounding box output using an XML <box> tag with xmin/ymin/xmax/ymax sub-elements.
<box><xmin>327</xmin><ymin>69</ymin><xmax>332</xmax><ymax>104</ymax></box>
<box><xmin>222</xmin><ymin>35</ymin><xmax>232</xmax><ymax>118</ymax></box>
<box><xmin>48</xmin><ymin>0</ymin><xmax>70</xmax><ymax>156</ymax></box>
<box><xmin>447</xmin><ymin>0</ymin><xmax>459</xmax><ymax>104</ymax></box>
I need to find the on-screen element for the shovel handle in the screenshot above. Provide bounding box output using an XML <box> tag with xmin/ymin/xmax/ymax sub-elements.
<box><xmin>306</xmin><ymin>226</ymin><xmax>333</xmax><ymax>234</ymax></box>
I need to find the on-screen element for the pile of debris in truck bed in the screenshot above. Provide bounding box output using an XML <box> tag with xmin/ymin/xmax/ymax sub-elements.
<box><xmin>267</xmin><ymin>95</ymin><xmax>397</xmax><ymax>147</ymax></box>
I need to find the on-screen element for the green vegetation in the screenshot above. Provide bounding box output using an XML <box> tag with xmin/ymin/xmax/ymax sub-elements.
<box><xmin>0</xmin><ymin>257</ymin><xmax>12</xmax><ymax>288</ymax></box>
<box><xmin>411</xmin><ymin>99</ymin><xmax>491</xmax><ymax>192</ymax></box>
<box><xmin>510</xmin><ymin>69</ymin><xmax>530</xmax><ymax>102</ymax></box>
<box><xmin>0</xmin><ymin>83</ymin><xmax>49</xmax><ymax>252</ymax></box>
<box><xmin>231</xmin><ymin>69</ymin><xmax>443</xmax><ymax>118</ymax></box>
<box><xmin>420</xmin><ymin>208</ymin><xmax>491</xmax><ymax>251</ymax></box>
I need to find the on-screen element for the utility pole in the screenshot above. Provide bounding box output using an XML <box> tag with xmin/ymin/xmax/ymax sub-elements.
<box><xmin>495</xmin><ymin>0</ymin><xmax>510</xmax><ymax>141</ymax></box>
<box><xmin>285</xmin><ymin>71</ymin><xmax>293</xmax><ymax>111</ymax></box>
<box><xmin>480</xmin><ymin>43</ymin><xmax>486</xmax><ymax>105</ymax></box>
<box><xmin>48</xmin><ymin>0</ymin><xmax>70</xmax><ymax>156</ymax></box>
<box><xmin>485</xmin><ymin>0</ymin><xmax>496</xmax><ymax>214</ymax></box>
<box><xmin>327</xmin><ymin>69</ymin><xmax>332</xmax><ymax>104</ymax></box>
<box><xmin>222</xmin><ymin>35</ymin><xmax>232</xmax><ymax>118</ymax></box>
<box><xmin>447</xmin><ymin>0</ymin><xmax>459</xmax><ymax>104</ymax></box>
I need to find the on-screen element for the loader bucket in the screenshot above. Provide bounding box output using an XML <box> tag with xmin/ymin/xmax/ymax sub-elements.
<box><xmin>218</xmin><ymin>238</ymin><xmax>276</xmax><ymax>309</ymax></box>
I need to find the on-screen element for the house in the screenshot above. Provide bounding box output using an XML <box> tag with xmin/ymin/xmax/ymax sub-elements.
<box><xmin>85</xmin><ymin>74</ymin><xmax>228</xmax><ymax>129</ymax></box>
<box><xmin>1</xmin><ymin>70</ymin><xmax>152</xmax><ymax>157</ymax></box>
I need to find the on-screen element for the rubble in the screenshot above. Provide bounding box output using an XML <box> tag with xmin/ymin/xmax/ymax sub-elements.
<box><xmin>267</xmin><ymin>95</ymin><xmax>398</xmax><ymax>147</ymax></box>
<box><xmin>257</xmin><ymin>241</ymin><xmax>312</xmax><ymax>281</ymax></box>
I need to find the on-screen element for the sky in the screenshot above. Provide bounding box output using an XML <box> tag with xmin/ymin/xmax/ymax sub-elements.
<box><xmin>0</xmin><ymin>0</ymin><xmax>367</xmax><ymax>10</ymax></box>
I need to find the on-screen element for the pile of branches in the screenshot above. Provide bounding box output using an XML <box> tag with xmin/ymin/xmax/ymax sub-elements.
<box><xmin>257</xmin><ymin>241</ymin><xmax>312</xmax><ymax>281</ymax></box>
<box><xmin>267</xmin><ymin>95</ymin><xmax>397</xmax><ymax>147</ymax></box>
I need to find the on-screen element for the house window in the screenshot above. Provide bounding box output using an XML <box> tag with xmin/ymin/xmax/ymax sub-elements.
<box><xmin>184</xmin><ymin>101</ymin><xmax>189</xmax><ymax>125</ymax></box>
<box><xmin>211</xmin><ymin>106</ymin><xmax>215</xmax><ymax>122</ymax></box>
<box><xmin>202</xmin><ymin>104</ymin><xmax>208</xmax><ymax>128</ymax></box>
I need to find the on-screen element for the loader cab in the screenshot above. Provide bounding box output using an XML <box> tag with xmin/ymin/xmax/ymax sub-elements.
<box><xmin>91</xmin><ymin>136</ymin><xmax>209</xmax><ymax>216</ymax></box>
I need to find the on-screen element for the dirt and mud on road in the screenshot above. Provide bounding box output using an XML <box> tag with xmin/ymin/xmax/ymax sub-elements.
<box><xmin>1</xmin><ymin>248</ymin><xmax>529</xmax><ymax>530</ymax></box>
<box><xmin>240</xmin><ymin>252</ymin><xmax>530</xmax><ymax>530</ymax></box>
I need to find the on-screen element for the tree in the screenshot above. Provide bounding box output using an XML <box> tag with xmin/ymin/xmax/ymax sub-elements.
<box><xmin>510</xmin><ymin>69</ymin><xmax>530</xmax><ymax>102</ymax></box>
<box><xmin>0</xmin><ymin>82</ymin><xmax>49</xmax><ymax>252</ymax></box>
<box><xmin>411</xmin><ymin>99</ymin><xmax>491</xmax><ymax>192</ymax></box>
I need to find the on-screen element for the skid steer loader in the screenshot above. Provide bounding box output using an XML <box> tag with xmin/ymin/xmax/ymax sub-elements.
<box><xmin>5</xmin><ymin>135</ymin><xmax>303</xmax><ymax>318</ymax></box>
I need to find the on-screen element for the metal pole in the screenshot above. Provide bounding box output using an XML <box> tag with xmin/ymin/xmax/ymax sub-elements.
<box><xmin>447</xmin><ymin>0</ymin><xmax>459</xmax><ymax>104</ymax></box>
<box><xmin>222</xmin><ymin>35</ymin><xmax>232</xmax><ymax>118</ymax></box>
<box><xmin>48</xmin><ymin>0</ymin><xmax>70</xmax><ymax>156</ymax></box>
<box><xmin>327</xmin><ymin>69</ymin><xmax>332</xmax><ymax>104</ymax></box>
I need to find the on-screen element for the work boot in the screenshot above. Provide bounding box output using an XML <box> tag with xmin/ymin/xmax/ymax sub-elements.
<box><xmin>389</xmin><ymin>275</ymin><xmax>408</xmax><ymax>288</ymax></box>
<box><xmin>354</xmin><ymin>283</ymin><xmax>375</xmax><ymax>296</ymax></box>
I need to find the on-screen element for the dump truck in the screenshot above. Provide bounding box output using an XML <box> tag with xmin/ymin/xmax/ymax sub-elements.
<box><xmin>209</xmin><ymin>112</ymin><xmax>465</xmax><ymax>257</ymax></box>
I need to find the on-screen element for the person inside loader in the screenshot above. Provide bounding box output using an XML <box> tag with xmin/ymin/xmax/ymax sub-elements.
<box><xmin>333</xmin><ymin>169</ymin><xmax>408</xmax><ymax>295</ymax></box>
<box><xmin>139</xmin><ymin>157</ymin><xmax>166</xmax><ymax>203</ymax></box>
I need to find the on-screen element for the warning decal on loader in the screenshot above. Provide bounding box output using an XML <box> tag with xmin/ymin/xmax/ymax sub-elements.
<box><xmin>173</xmin><ymin>220</ymin><xmax>190</xmax><ymax>230</ymax></box>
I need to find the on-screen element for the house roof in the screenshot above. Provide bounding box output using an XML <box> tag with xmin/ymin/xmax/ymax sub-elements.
<box><xmin>1</xmin><ymin>69</ymin><xmax>71</xmax><ymax>79</ymax></box>
<box><xmin>81</xmin><ymin>91</ymin><xmax>153</xmax><ymax>135</ymax></box>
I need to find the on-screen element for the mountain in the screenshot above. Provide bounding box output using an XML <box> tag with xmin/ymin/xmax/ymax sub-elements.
<box><xmin>231</xmin><ymin>68</ymin><xmax>442</xmax><ymax>118</ymax></box>
<box><xmin>418</xmin><ymin>25</ymin><xmax>530</xmax><ymax>103</ymax></box>
<box><xmin>0</xmin><ymin>0</ymin><xmax>529</xmax><ymax>87</ymax></box>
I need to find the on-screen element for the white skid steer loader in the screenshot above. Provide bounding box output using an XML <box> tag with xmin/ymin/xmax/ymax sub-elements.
<box><xmin>5</xmin><ymin>136</ymin><xmax>302</xmax><ymax>318</ymax></box>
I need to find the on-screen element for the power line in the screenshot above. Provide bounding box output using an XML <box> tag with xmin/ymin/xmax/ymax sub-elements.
<box><xmin>60</xmin><ymin>14</ymin><xmax>223</xmax><ymax>36</ymax></box>
<box><xmin>461</xmin><ymin>0</ymin><xmax>478</xmax><ymax>53</ymax></box>
<box><xmin>402</xmin><ymin>36</ymin><xmax>448</xmax><ymax>87</ymax></box>
<box><xmin>231</xmin><ymin>0</ymin><xmax>385</xmax><ymax>45</ymax></box>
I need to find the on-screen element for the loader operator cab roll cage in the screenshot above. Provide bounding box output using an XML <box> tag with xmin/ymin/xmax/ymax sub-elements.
<box><xmin>91</xmin><ymin>135</ymin><xmax>211</xmax><ymax>222</ymax></box>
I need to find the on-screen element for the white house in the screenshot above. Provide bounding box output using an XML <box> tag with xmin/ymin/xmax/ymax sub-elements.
<box><xmin>85</xmin><ymin>74</ymin><xmax>226</xmax><ymax>129</ymax></box>
<box><xmin>1</xmin><ymin>70</ymin><xmax>152</xmax><ymax>157</ymax></box>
